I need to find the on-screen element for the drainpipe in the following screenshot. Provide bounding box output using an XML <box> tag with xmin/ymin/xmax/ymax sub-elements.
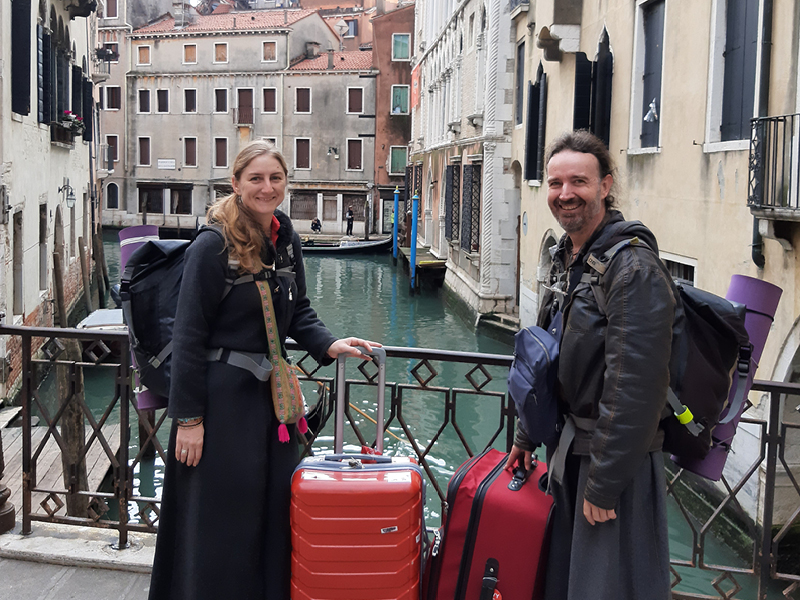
<box><xmin>751</xmin><ymin>0</ymin><xmax>773</xmax><ymax>269</ymax></box>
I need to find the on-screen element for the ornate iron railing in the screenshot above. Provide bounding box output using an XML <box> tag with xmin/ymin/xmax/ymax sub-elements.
<box><xmin>749</xmin><ymin>113</ymin><xmax>800</xmax><ymax>212</ymax></box>
<box><xmin>1</xmin><ymin>323</ymin><xmax>799</xmax><ymax>599</ymax></box>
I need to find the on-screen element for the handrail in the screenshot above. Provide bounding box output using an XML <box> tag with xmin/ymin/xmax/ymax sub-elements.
<box><xmin>748</xmin><ymin>113</ymin><xmax>800</xmax><ymax>211</ymax></box>
<box><xmin>1</xmin><ymin>324</ymin><xmax>799</xmax><ymax>598</ymax></box>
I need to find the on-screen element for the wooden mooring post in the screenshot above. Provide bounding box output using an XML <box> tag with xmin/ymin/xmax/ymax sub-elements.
<box><xmin>78</xmin><ymin>237</ymin><xmax>93</xmax><ymax>315</ymax></box>
<box><xmin>93</xmin><ymin>233</ymin><xmax>107</xmax><ymax>309</ymax></box>
<box><xmin>53</xmin><ymin>252</ymin><xmax>89</xmax><ymax>517</ymax></box>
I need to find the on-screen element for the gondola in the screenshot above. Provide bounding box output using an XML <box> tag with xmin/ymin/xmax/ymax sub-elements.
<box><xmin>300</xmin><ymin>236</ymin><xmax>392</xmax><ymax>254</ymax></box>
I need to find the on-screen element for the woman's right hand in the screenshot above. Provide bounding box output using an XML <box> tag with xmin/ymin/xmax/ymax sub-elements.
<box><xmin>175</xmin><ymin>423</ymin><xmax>204</xmax><ymax>467</ymax></box>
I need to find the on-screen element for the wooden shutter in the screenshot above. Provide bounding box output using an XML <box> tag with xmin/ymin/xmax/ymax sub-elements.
<box><xmin>11</xmin><ymin>0</ymin><xmax>32</xmax><ymax>116</ymax></box>
<box><xmin>139</xmin><ymin>138</ymin><xmax>150</xmax><ymax>165</ymax></box>
<box><xmin>215</xmin><ymin>138</ymin><xmax>227</xmax><ymax>167</ymax></box>
<box><xmin>573</xmin><ymin>53</ymin><xmax>592</xmax><ymax>131</ymax></box>
<box><xmin>347</xmin><ymin>139</ymin><xmax>362</xmax><ymax>170</ymax></box>
<box><xmin>536</xmin><ymin>73</ymin><xmax>548</xmax><ymax>180</ymax></box>
<box><xmin>721</xmin><ymin>0</ymin><xmax>759</xmax><ymax>141</ymax></box>
<box><xmin>185</xmin><ymin>138</ymin><xmax>197</xmax><ymax>167</ymax></box>
<box><xmin>184</xmin><ymin>44</ymin><xmax>196</xmax><ymax>63</ymax></box>
<box><xmin>37</xmin><ymin>25</ymin><xmax>46</xmax><ymax>122</ymax></box>
<box><xmin>524</xmin><ymin>80</ymin><xmax>540</xmax><ymax>180</ymax></box>
<box><xmin>82</xmin><ymin>78</ymin><xmax>93</xmax><ymax>141</ymax></box>
<box><xmin>591</xmin><ymin>31</ymin><xmax>613</xmax><ymax>148</ymax></box>
<box><xmin>264</xmin><ymin>88</ymin><xmax>276</xmax><ymax>112</ymax></box>
<box><xmin>297</xmin><ymin>88</ymin><xmax>310</xmax><ymax>113</ymax></box>
<box><xmin>215</xmin><ymin>43</ymin><xmax>227</xmax><ymax>62</ymax></box>
<box><xmin>71</xmin><ymin>66</ymin><xmax>83</xmax><ymax>117</ymax></box>
<box><xmin>296</xmin><ymin>139</ymin><xmax>310</xmax><ymax>169</ymax></box>
<box><xmin>348</xmin><ymin>88</ymin><xmax>363</xmax><ymax>113</ymax></box>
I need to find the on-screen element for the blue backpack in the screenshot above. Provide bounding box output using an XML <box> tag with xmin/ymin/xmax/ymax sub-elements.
<box><xmin>507</xmin><ymin>313</ymin><xmax>562</xmax><ymax>447</ymax></box>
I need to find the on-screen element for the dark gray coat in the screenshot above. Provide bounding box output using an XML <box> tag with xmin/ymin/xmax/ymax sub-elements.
<box><xmin>149</xmin><ymin>211</ymin><xmax>337</xmax><ymax>600</ymax></box>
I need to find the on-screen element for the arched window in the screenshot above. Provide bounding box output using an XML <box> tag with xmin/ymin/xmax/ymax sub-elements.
<box><xmin>107</xmin><ymin>183</ymin><xmax>119</xmax><ymax>209</ymax></box>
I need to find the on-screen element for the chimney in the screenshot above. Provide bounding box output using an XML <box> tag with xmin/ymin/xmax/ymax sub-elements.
<box><xmin>376</xmin><ymin>0</ymin><xmax>385</xmax><ymax>15</ymax></box>
<box><xmin>306</xmin><ymin>41</ymin><xmax>321</xmax><ymax>59</ymax></box>
<box><xmin>284</xmin><ymin>9</ymin><xmax>288</xmax><ymax>24</ymax></box>
<box><xmin>327</xmin><ymin>48</ymin><xmax>334</xmax><ymax>70</ymax></box>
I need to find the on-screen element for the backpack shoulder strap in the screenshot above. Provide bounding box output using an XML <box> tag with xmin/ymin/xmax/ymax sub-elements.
<box><xmin>582</xmin><ymin>236</ymin><xmax>651</xmax><ymax>315</ymax></box>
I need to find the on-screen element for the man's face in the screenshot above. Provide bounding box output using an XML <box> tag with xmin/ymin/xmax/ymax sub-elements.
<box><xmin>546</xmin><ymin>150</ymin><xmax>613</xmax><ymax>239</ymax></box>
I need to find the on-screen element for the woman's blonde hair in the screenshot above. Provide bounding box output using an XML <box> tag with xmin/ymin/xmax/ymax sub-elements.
<box><xmin>206</xmin><ymin>140</ymin><xmax>289</xmax><ymax>273</ymax></box>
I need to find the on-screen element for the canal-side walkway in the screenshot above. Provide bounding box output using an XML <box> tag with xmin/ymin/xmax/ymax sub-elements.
<box><xmin>0</xmin><ymin>521</ymin><xmax>154</xmax><ymax>599</ymax></box>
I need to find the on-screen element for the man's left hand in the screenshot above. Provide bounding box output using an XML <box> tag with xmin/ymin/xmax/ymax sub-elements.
<box><xmin>583</xmin><ymin>499</ymin><xmax>617</xmax><ymax>525</ymax></box>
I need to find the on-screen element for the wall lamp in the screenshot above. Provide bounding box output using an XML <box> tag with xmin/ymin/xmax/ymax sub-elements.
<box><xmin>327</xmin><ymin>147</ymin><xmax>339</xmax><ymax>159</ymax></box>
<box><xmin>58</xmin><ymin>181</ymin><xmax>77</xmax><ymax>209</ymax></box>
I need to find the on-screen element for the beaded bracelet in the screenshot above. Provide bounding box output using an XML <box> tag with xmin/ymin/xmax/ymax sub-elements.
<box><xmin>177</xmin><ymin>417</ymin><xmax>204</xmax><ymax>428</ymax></box>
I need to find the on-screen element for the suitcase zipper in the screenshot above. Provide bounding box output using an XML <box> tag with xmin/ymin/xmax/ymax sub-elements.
<box><xmin>454</xmin><ymin>454</ymin><xmax>507</xmax><ymax>600</ymax></box>
<box><xmin>426</xmin><ymin>449</ymin><xmax>490</xmax><ymax>600</ymax></box>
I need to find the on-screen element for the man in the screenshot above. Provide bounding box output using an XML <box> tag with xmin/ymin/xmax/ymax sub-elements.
<box><xmin>346</xmin><ymin>205</ymin><xmax>354</xmax><ymax>236</ymax></box>
<box><xmin>508</xmin><ymin>131</ymin><xmax>676</xmax><ymax>600</ymax></box>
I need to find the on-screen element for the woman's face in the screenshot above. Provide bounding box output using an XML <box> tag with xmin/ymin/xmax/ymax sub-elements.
<box><xmin>232</xmin><ymin>154</ymin><xmax>287</xmax><ymax>229</ymax></box>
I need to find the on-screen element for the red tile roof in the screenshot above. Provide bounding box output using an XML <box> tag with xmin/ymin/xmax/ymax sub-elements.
<box><xmin>134</xmin><ymin>8</ymin><xmax>316</xmax><ymax>34</ymax></box>
<box><xmin>290</xmin><ymin>50</ymin><xmax>373</xmax><ymax>71</ymax></box>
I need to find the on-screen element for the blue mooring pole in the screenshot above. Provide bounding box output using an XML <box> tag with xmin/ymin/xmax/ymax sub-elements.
<box><xmin>410</xmin><ymin>192</ymin><xmax>419</xmax><ymax>294</ymax></box>
<box><xmin>392</xmin><ymin>186</ymin><xmax>399</xmax><ymax>266</ymax></box>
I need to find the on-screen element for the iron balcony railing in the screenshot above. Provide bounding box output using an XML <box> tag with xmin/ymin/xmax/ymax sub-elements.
<box><xmin>749</xmin><ymin>113</ymin><xmax>800</xmax><ymax>212</ymax></box>
<box><xmin>1</xmin><ymin>323</ymin><xmax>799</xmax><ymax>600</ymax></box>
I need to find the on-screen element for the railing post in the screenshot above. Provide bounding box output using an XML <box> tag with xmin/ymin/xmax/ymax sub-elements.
<box><xmin>393</xmin><ymin>186</ymin><xmax>399</xmax><ymax>266</ymax></box>
<box><xmin>21</xmin><ymin>335</ymin><xmax>31</xmax><ymax>535</ymax></box>
<box><xmin>116</xmin><ymin>339</ymin><xmax>131</xmax><ymax>550</ymax></box>
<box><xmin>757</xmin><ymin>389</ymin><xmax>781</xmax><ymax>599</ymax></box>
<box><xmin>410</xmin><ymin>192</ymin><xmax>419</xmax><ymax>295</ymax></box>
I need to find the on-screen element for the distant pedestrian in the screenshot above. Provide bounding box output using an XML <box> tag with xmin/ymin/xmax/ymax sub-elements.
<box><xmin>311</xmin><ymin>217</ymin><xmax>322</xmax><ymax>233</ymax></box>
<box><xmin>147</xmin><ymin>140</ymin><xmax>379</xmax><ymax>600</ymax></box>
<box><xmin>507</xmin><ymin>131</ymin><xmax>676</xmax><ymax>600</ymax></box>
<box><xmin>346</xmin><ymin>205</ymin><xmax>354</xmax><ymax>236</ymax></box>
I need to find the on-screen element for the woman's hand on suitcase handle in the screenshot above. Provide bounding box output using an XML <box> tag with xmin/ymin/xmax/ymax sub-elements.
<box><xmin>505</xmin><ymin>445</ymin><xmax>533</xmax><ymax>472</ymax></box>
<box><xmin>326</xmin><ymin>337</ymin><xmax>382</xmax><ymax>359</ymax></box>
<box><xmin>175</xmin><ymin>423</ymin><xmax>204</xmax><ymax>467</ymax></box>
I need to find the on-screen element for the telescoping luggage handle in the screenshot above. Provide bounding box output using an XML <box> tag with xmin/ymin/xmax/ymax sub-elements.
<box><xmin>335</xmin><ymin>347</ymin><xmax>387</xmax><ymax>454</ymax></box>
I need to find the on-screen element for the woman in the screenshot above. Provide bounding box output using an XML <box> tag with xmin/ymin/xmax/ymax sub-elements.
<box><xmin>148</xmin><ymin>140</ymin><xmax>377</xmax><ymax>599</ymax></box>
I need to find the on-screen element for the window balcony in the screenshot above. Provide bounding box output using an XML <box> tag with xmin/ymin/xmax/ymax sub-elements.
<box><xmin>510</xmin><ymin>0</ymin><xmax>529</xmax><ymax>12</ymax></box>
<box><xmin>64</xmin><ymin>0</ymin><xmax>97</xmax><ymax>19</ymax></box>
<box><xmin>749</xmin><ymin>113</ymin><xmax>800</xmax><ymax>221</ymax></box>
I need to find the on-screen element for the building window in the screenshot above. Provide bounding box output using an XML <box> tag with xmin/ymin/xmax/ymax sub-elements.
<box><xmin>263</xmin><ymin>41</ymin><xmax>277</xmax><ymax>62</ymax></box>
<box><xmin>392</xmin><ymin>33</ymin><xmax>410</xmax><ymax>61</ymax></box>
<box><xmin>460</xmin><ymin>164</ymin><xmax>481</xmax><ymax>253</ymax></box>
<box><xmin>262</xmin><ymin>87</ymin><xmax>277</xmax><ymax>113</ymax></box>
<box><xmin>138</xmin><ymin>137</ymin><xmax>151</xmax><ymax>166</ymax></box>
<box><xmin>629</xmin><ymin>1</ymin><xmax>665</xmax><ymax>148</ymax></box>
<box><xmin>236</xmin><ymin>88</ymin><xmax>254</xmax><ymax>125</ymax></box>
<box><xmin>214</xmin><ymin>88</ymin><xmax>228</xmax><ymax>113</ymax></box>
<box><xmin>444</xmin><ymin>164</ymin><xmax>461</xmax><ymax>242</ymax></box>
<box><xmin>515</xmin><ymin>41</ymin><xmax>525</xmax><ymax>126</ymax></box>
<box><xmin>104</xmin><ymin>0</ymin><xmax>118</xmax><ymax>18</ymax></box>
<box><xmin>346</xmin><ymin>139</ymin><xmax>363</xmax><ymax>171</ymax></box>
<box><xmin>156</xmin><ymin>89</ymin><xmax>169</xmax><ymax>113</ymax></box>
<box><xmin>12</xmin><ymin>212</ymin><xmax>22</xmax><ymax>316</ymax></box>
<box><xmin>389</xmin><ymin>146</ymin><xmax>407</xmax><ymax>175</ymax></box>
<box><xmin>295</xmin><ymin>88</ymin><xmax>311</xmax><ymax>114</ymax></box>
<box><xmin>183</xmin><ymin>44</ymin><xmax>197</xmax><ymax>64</ymax></box>
<box><xmin>137</xmin><ymin>45</ymin><xmax>151</xmax><ymax>66</ymax></box>
<box><xmin>170</xmin><ymin>186</ymin><xmax>193</xmax><ymax>215</ymax></box>
<box><xmin>525</xmin><ymin>64</ymin><xmax>548</xmax><ymax>181</ymax></box>
<box><xmin>663</xmin><ymin>257</ymin><xmax>697</xmax><ymax>287</ymax></box>
<box><xmin>391</xmin><ymin>85</ymin><xmax>409</xmax><ymax>114</ymax></box>
<box><xmin>107</xmin><ymin>134</ymin><xmax>119</xmax><ymax>162</ymax></box>
<box><xmin>139</xmin><ymin>185</ymin><xmax>164</xmax><ymax>214</ymax></box>
<box><xmin>106</xmin><ymin>86</ymin><xmax>121</xmax><ymax>110</ymax></box>
<box><xmin>214</xmin><ymin>138</ymin><xmax>228</xmax><ymax>168</ymax></box>
<box><xmin>708</xmin><ymin>0</ymin><xmax>763</xmax><ymax>142</ymax></box>
<box><xmin>11</xmin><ymin>0</ymin><xmax>31</xmax><ymax>116</ymax></box>
<box><xmin>295</xmin><ymin>138</ymin><xmax>311</xmax><ymax>170</ymax></box>
<box><xmin>106</xmin><ymin>182</ymin><xmax>119</xmax><ymax>209</ymax></box>
<box><xmin>184</xmin><ymin>88</ymin><xmax>197</xmax><ymax>113</ymax></box>
<box><xmin>347</xmin><ymin>88</ymin><xmax>363</xmax><ymax>114</ymax></box>
<box><xmin>185</xmin><ymin>137</ymin><xmax>197</xmax><ymax>167</ymax></box>
<box><xmin>104</xmin><ymin>42</ymin><xmax>119</xmax><ymax>63</ymax></box>
<box><xmin>214</xmin><ymin>42</ymin><xmax>228</xmax><ymax>63</ymax></box>
<box><xmin>345</xmin><ymin>20</ymin><xmax>358</xmax><ymax>37</ymax></box>
<box><xmin>39</xmin><ymin>205</ymin><xmax>47</xmax><ymax>291</ymax></box>
<box><xmin>138</xmin><ymin>89</ymin><xmax>151</xmax><ymax>113</ymax></box>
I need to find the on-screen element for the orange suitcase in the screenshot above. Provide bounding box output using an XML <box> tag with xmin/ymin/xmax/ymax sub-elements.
<box><xmin>290</xmin><ymin>348</ymin><xmax>426</xmax><ymax>600</ymax></box>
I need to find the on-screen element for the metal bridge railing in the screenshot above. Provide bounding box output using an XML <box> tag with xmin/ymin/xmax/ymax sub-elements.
<box><xmin>1</xmin><ymin>323</ymin><xmax>798</xmax><ymax>599</ymax></box>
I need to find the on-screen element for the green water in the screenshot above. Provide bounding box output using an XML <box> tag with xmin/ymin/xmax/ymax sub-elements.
<box><xmin>92</xmin><ymin>230</ymin><xmax>777</xmax><ymax>598</ymax></box>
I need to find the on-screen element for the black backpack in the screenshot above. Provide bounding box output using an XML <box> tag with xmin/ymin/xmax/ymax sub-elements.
<box><xmin>583</xmin><ymin>236</ymin><xmax>752</xmax><ymax>462</ymax></box>
<box><xmin>120</xmin><ymin>226</ymin><xmax>294</xmax><ymax>399</ymax></box>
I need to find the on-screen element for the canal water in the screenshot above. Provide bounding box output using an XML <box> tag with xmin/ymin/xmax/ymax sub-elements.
<box><xmin>55</xmin><ymin>230</ymin><xmax>768</xmax><ymax>597</ymax></box>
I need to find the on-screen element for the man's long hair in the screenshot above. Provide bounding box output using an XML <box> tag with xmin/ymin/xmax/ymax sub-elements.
<box><xmin>545</xmin><ymin>130</ymin><xmax>619</xmax><ymax>209</ymax></box>
<box><xmin>206</xmin><ymin>140</ymin><xmax>288</xmax><ymax>273</ymax></box>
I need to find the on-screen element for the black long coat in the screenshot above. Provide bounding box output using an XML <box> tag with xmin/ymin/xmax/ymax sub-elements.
<box><xmin>148</xmin><ymin>211</ymin><xmax>337</xmax><ymax>600</ymax></box>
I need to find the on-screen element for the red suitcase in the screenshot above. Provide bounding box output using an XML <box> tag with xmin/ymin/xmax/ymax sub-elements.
<box><xmin>425</xmin><ymin>448</ymin><xmax>553</xmax><ymax>600</ymax></box>
<box><xmin>291</xmin><ymin>348</ymin><xmax>427</xmax><ymax>600</ymax></box>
